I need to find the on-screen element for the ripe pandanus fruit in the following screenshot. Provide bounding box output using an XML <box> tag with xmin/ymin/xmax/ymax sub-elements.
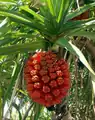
<box><xmin>24</xmin><ymin>51</ymin><xmax>70</xmax><ymax>107</ymax></box>
<box><xmin>72</xmin><ymin>11</ymin><xmax>89</xmax><ymax>20</ymax></box>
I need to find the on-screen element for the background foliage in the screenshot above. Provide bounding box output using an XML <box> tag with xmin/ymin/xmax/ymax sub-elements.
<box><xmin>0</xmin><ymin>0</ymin><xmax>95</xmax><ymax>120</ymax></box>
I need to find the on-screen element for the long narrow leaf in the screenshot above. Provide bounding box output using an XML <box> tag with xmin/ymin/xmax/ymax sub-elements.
<box><xmin>59</xmin><ymin>20</ymin><xmax>87</xmax><ymax>34</ymax></box>
<box><xmin>59</xmin><ymin>0</ymin><xmax>72</xmax><ymax>23</ymax></box>
<box><xmin>0</xmin><ymin>1</ymin><xmax>16</xmax><ymax>5</ymax></box>
<box><xmin>46</xmin><ymin>0</ymin><xmax>55</xmax><ymax>16</ymax></box>
<box><xmin>0</xmin><ymin>17</ymin><xmax>8</xmax><ymax>28</ymax></box>
<box><xmin>56</xmin><ymin>38</ymin><xmax>95</xmax><ymax>78</ymax></box>
<box><xmin>0</xmin><ymin>38</ymin><xmax>14</xmax><ymax>46</ymax></box>
<box><xmin>65</xmin><ymin>2</ymin><xmax>95</xmax><ymax>22</ymax></box>
<box><xmin>69</xmin><ymin>41</ymin><xmax>95</xmax><ymax>77</ymax></box>
<box><xmin>64</xmin><ymin>18</ymin><xmax>95</xmax><ymax>37</ymax></box>
<box><xmin>20</xmin><ymin>6</ymin><xmax>44</xmax><ymax>22</ymax></box>
<box><xmin>70</xmin><ymin>31</ymin><xmax>95</xmax><ymax>41</ymax></box>
<box><xmin>0</xmin><ymin>17</ymin><xmax>10</xmax><ymax>34</ymax></box>
<box><xmin>57</xmin><ymin>0</ymin><xmax>65</xmax><ymax>22</ymax></box>
<box><xmin>0</xmin><ymin>9</ymin><xmax>50</xmax><ymax>34</ymax></box>
<box><xmin>0</xmin><ymin>9</ymin><xmax>38</xmax><ymax>29</ymax></box>
<box><xmin>0</xmin><ymin>42</ymin><xmax>44</xmax><ymax>55</ymax></box>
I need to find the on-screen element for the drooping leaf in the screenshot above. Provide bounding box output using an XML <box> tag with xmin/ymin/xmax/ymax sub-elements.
<box><xmin>69</xmin><ymin>41</ymin><xmax>95</xmax><ymax>78</ymax></box>
<box><xmin>70</xmin><ymin>31</ymin><xmax>95</xmax><ymax>41</ymax></box>
<box><xmin>0</xmin><ymin>9</ymin><xmax>38</xmax><ymax>29</ymax></box>
<box><xmin>0</xmin><ymin>9</ymin><xmax>52</xmax><ymax>35</ymax></box>
<box><xmin>56</xmin><ymin>38</ymin><xmax>95</xmax><ymax>79</ymax></box>
<box><xmin>64</xmin><ymin>19</ymin><xmax>95</xmax><ymax>37</ymax></box>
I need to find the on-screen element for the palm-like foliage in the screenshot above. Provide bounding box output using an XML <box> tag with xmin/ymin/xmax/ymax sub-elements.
<box><xmin>0</xmin><ymin>0</ymin><xmax>95</xmax><ymax>119</ymax></box>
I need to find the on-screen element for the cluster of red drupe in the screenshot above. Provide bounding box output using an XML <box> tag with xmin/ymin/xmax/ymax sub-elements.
<box><xmin>72</xmin><ymin>11</ymin><xmax>89</xmax><ymax>20</ymax></box>
<box><xmin>24</xmin><ymin>51</ymin><xmax>70</xmax><ymax>107</ymax></box>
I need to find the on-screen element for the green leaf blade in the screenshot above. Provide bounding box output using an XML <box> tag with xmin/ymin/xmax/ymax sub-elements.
<box><xmin>65</xmin><ymin>2</ymin><xmax>95</xmax><ymax>22</ymax></box>
<box><xmin>0</xmin><ymin>42</ymin><xmax>45</xmax><ymax>55</ymax></box>
<box><xmin>46</xmin><ymin>0</ymin><xmax>55</xmax><ymax>16</ymax></box>
<box><xmin>56</xmin><ymin>38</ymin><xmax>95</xmax><ymax>79</ymax></box>
<box><xmin>20</xmin><ymin>6</ymin><xmax>44</xmax><ymax>22</ymax></box>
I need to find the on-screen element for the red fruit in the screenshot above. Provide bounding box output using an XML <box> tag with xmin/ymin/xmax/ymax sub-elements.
<box><xmin>57</xmin><ymin>77</ymin><xmax>64</xmax><ymax>85</ymax></box>
<box><xmin>52</xmin><ymin>57</ymin><xmax>56</xmax><ymax>61</ymax></box>
<box><xmin>47</xmin><ymin>64</ymin><xmax>52</xmax><ymax>68</ymax></box>
<box><xmin>26</xmin><ymin>60</ymin><xmax>32</xmax><ymax>66</ymax></box>
<box><xmin>32</xmin><ymin>54</ymin><xmax>37</xmax><ymax>58</ymax></box>
<box><xmin>34</xmin><ymin>64</ymin><xmax>40</xmax><ymax>70</ymax></box>
<box><xmin>32</xmin><ymin>60</ymin><xmax>38</xmax><ymax>65</ymax></box>
<box><xmin>26</xmin><ymin>78</ymin><xmax>32</xmax><ymax>84</ymax></box>
<box><xmin>57</xmin><ymin>59</ymin><xmax>65</xmax><ymax>65</ymax></box>
<box><xmin>34</xmin><ymin>82</ymin><xmax>41</xmax><ymax>89</ymax></box>
<box><xmin>30</xmin><ymin>70</ymin><xmax>37</xmax><ymax>76</ymax></box>
<box><xmin>24</xmin><ymin>66</ymin><xmax>33</xmax><ymax>73</ymax></box>
<box><xmin>27</xmin><ymin>84</ymin><xmax>34</xmax><ymax>91</ymax></box>
<box><xmin>43</xmin><ymin>86</ymin><xmax>50</xmax><ymax>93</ymax></box>
<box><xmin>50</xmin><ymin>73</ymin><xmax>57</xmax><ymax>79</ymax></box>
<box><xmin>51</xmin><ymin>54</ymin><xmax>56</xmax><ymax>58</ymax></box>
<box><xmin>54</xmin><ymin>66</ymin><xmax>60</xmax><ymax>71</ymax></box>
<box><xmin>48</xmin><ymin>67</ymin><xmax>55</xmax><ymax>73</ymax></box>
<box><xmin>72</xmin><ymin>11</ymin><xmax>89</xmax><ymax>20</ymax></box>
<box><xmin>45</xmin><ymin>55</ymin><xmax>51</xmax><ymax>59</ymax></box>
<box><xmin>35</xmin><ymin>98</ymin><xmax>46</xmax><ymax>105</ymax></box>
<box><xmin>40</xmin><ymin>61</ymin><xmax>46</xmax><ymax>66</ymax></box>
<box><xmin>41</xmin><ymin>56</ymin><xmax>46</xmax><ymax>60</ymax></box>
<box><xmin>60</xmin><ymin>88</ymin><xmax>68</xmax><ymax>97</ymax></box>
<box><xmin>56</xmin><ymin>70</ymin><xmax>63</xmax><ymax>77</ymax></box>
<box><xmin>24</xmin><ymin>51</ymin><xmax>70</xmax><ymax>107</ymax></box>
<box><xmin>42</xmin><ymin>66</ymin><xmax>48</xmax><ymax>70</ymax></box>
<box><xmin>53</xmin><ymin>99</ymin><xmax>61</xmax><ymax>104</ymax></box>
<box><xmin>24</xmin><ymin>73</ymin><xmax>31</xmax><ymax>80</ymax></box>
<box><xmin>61</xmin><ymin>64</ymin><xmax>67</xmax><ymax>70</ymax></box>
<box><xmin>31</xmin><ymin>90</ymin><xmax>40</xmax><ymax>99</ymax></box>
<box><xmin>45</xmin><ymin>94</ymin><xmax>53</xmax><ymax>101</ymax></box>
<box><xmin>41</xmin><ymin>52</ymin><xmax>46</xmax><ymax>57</ymax></box>
<box><xmin>39</xmin><ymin>69</ymin><xmax>48</xmax><ymax>76</ymax></box>
<box><xmin>45</xmin><ymin>51</ymin><xmax>52</xmax><ymax>55</ymax></box>
<box><xmin>52</xmin><ymin>89</ymin><xmax>60</xmax><ymax>96</ymax></box>
<box><xmin>42</xmin><ymin>75</ymin><xmax>50</xmax><ymax>83</ymax></box>
<box><xmin>46</xmin><ymin>60</ymin><xmax>53</xmax><ymax>64</ymax></box>
<box><xmin>24</xmin><ymin>66</ymin><xmax>33</xmax><ymax>74</ymax></box>
<box><xmin>49</xmin><ymin>80</ymin><xmax>57</xmax><ymax>88</ymax></box>
<box><xmin>31</xmin><ymin>75</ymin><xmax>39</xmax><ymax>82</ymax></box>
<box><xmin>63</xmin><ymin>71</ymin><xmax>69</xmax><ymax>77</ymax></box>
